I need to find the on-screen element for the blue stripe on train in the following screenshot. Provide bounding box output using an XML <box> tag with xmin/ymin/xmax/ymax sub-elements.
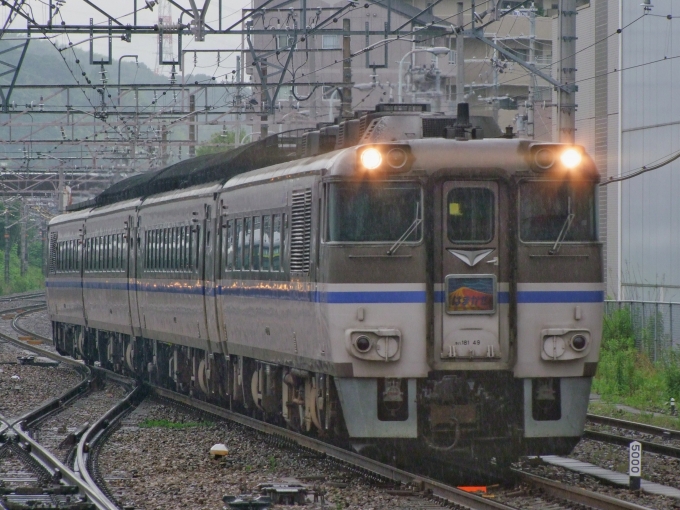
<box><xmin>46</xmin><ymin>280</ymin><xmax>603</xmax><ymax>304</ymax></box>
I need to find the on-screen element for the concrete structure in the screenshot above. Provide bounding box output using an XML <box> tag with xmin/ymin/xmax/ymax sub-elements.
<box><xmin>244</xmin><ymin>0</ymin><xmax>554</xmax><ymax>138</ymax></box>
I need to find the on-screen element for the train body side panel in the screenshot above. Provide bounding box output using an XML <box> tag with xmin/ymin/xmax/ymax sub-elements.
<box><xmin>217</xmin><ymin>174</ymin><xmax>328</xmax><ymax>370</ymax></box>
<box><xmin>82</xmin><ymin>204</ymin><xmax>136</xmax><ymax>335</ymax></box>
<box><xmin>47</xmin><ymin>214</ymin><xmax>88</xmax><ymax>327</ymax></box>
<box><xmin>136</xmin><ymin>187</ymin><xmax>218</xmax><ymax>351</ymax></box>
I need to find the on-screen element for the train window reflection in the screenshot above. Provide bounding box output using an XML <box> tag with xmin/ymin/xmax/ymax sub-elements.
<box><xmin>520</xmin><ymin>180</ymin><xmax>596</xmax><ymax>242</ymax></box>
<box><xmin>262</xmin><ymin>216</ymin><xmax>271</xmax><ymax>271</ymax></box>
<box><xmin>244</xmin><ymin>217</ymin><xmax>252</xmax><ymax>270</ymax></box>
<box><xmin>252</xmin><ymin>216</ymin><xmax>261</xmax><ymax>270</ymax></box>
<box><xmin>327</xmin><ymin>182</ymin><xmax>422</xmax><ymax>242</ymax></box>
<box><xmin>447</xmin><ymin>188</ymin><xmax>494</xmax><ymax>243</ymax></box>
<box><xmin>226</xmin><ymin>220</ymin><xmax>234</xmax><ymax>270</ymax></box>
<box><xmin>235</xmin><ymin>219</ymin><xmax>243</xmax><ymax>270</ymax></box>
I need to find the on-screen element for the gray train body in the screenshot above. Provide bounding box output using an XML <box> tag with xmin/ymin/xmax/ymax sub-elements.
<box><xmin>46</xmin><ymin>107</ymin><xmax>603</xmax><ymax>461</ymax></box>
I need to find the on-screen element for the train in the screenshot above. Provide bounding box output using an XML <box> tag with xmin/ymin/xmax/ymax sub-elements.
<box><xmin>46</xmin><ymin>103</ymin><xmax>603</xmax><ymax>465</ymax></box>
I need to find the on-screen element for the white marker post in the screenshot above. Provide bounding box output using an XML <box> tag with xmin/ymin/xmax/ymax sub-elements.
<box><xmin>629</xmin><ymin>441</ymin><xmax>642</xmax><ymax>490</ymax></box>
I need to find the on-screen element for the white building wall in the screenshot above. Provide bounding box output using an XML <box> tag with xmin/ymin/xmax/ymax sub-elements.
<box><xmin>619</xmin><ymin>0</ymin><xmax>680</xmax><ymax>301</ymax></box>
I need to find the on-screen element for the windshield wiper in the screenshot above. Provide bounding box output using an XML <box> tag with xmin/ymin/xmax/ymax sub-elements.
<box><xmin>387</xmin><ymin>202</ymin><xmax>422</xmax><ymax>256</ymax></box>
<box><xmin>549</xmin><ymin>197</ymin><xmax>574</xmax><ymax>255</ymax></box>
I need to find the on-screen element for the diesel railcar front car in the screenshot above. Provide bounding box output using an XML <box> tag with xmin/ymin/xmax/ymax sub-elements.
<box><xmin>47</xmin><ymin>109</ymin><xmax>603</xmax><ymax>463</ymax></box>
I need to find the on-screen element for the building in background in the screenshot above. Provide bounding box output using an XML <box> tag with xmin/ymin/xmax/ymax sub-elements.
<box><xmin>575</xmin><ymin>0</ymin><xmax>680</xmax><ymax>302</ymax></box>
<box><xmin>244</xmin><ymin>0</ymin><xmax>554</xmax><ymax>138</ymax></box>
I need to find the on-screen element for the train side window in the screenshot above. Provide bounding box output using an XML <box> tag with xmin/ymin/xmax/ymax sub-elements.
<box><xmin>169</xmin><ymin>227</ymin><xmax>177</xmax><ymax>271</ymax></box>
<box><xmin>243</xmin><ymin>217</ymin><xmax>252</xmax><ymax>270</ymax></box>
<box><xmin>189</xmin><ymin>226</ymin><xmax>196</xmax><ymax>270</ymax></box>
<box><xmin>235</xmin><ymin>219</ymin><xmax>243</xmax><ymax>270</ymax></box>
<box><xmin>144</xmin><ymin>232</ymin><xmax>148</xmax><ymax>270</ymax></box>
<box><xmin>281</xmin><ymin>214</ymin><xmax>287</xmax><ymax>271</ymax></box>
<box><xmin>116</xmin><ymin>234</ymin><xmax>121</xmax><ymax>270</ymax></box>
<box><xmin>261</xmin><ymin>216</ymin><xmax>271</xmax><ymax>271</ymax></box>
<box><xmin>226</xmin><ymin>220</ymin><xmax>234</xmax><ymax>271</ymax></box>
<box><xmin>174</xmin><ymin>227</ymin><xmax>180</xmax><ymax>270</ymax></box>
<box><xmin>105</xmin><ymin>235</ymin><xmax>110</xmax><ymax>270</ymax></box>
<box><xmin>252</xmin><ymin>216</ymin><xmax>261</xmax><ymax>271</ymax></box>
<box><xmin>182</xmin><ymin>226</ymin><xmax>188</xmax><ymax>270</ymax></box>
<box><xmin>150</xmin><ymin>230</ymin><xmax>156</xmax><ymax>270</ymax></box>
<box><xmin>272</xmin><ymin>214</ymin><xmax>281</xmax><ymax>271</ymax></box>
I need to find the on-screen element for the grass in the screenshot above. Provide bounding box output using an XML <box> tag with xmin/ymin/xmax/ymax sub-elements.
<box><xmin>591</xmin><ymin>308</ymin><xmax>680</xmax><ymax>418</ymax></box>
<box><xmin>588</xmin><ymin>401</ymin><xmax>680</xmax><ymax>431</ymax></box>
<box><xmin>139</xmin><ymin>418</ymin><xmax>213</xmax><ymax>429</ymax></box>
<box><xmin>0</xmin><ymin>248</ymin><xmax>45</xmax><ymax>295</ymax></box>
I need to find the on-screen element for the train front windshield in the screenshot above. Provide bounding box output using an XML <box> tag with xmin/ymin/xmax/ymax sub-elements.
<box><xmin>327</xmin><ymin>181</ymin><xmax>422</xmax><ymax>242</ymax></box>
<box><xmin>519</xmin><ymin>180</ymin><xmax>597</xmax><ymax>242</ymax></box>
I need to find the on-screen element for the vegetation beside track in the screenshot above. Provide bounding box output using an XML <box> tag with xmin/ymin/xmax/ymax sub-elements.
<box><xmin>592</xmin><ymin>308</ymin><xmax>680</xmax><ymax>423</ymax></box>
<box><xmin>0</xmin><ymin>248</ymin><xmax>45</xmax><ymax>294</ymax></box>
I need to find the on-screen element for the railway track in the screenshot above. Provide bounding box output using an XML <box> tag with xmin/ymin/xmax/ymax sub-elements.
<box><xmin>585</xmin><ymin>414</ymin><xmax>680</xmax><ymax>459</ymax></box>
<box><xmin>3</xmin><ymin>304</ymin><xmax>654</xmax><ymax>510</ymax></box>
<box><xmin>0</xmin><ymin>304</ymin><xmax>125</xmax><ymax>510</ymax></box>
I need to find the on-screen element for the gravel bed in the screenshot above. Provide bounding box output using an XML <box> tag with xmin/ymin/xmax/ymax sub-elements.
<box><xmin>512</xmin><ymin>439</ymin><xmax>680</xmax><ymax>510</ymax></box>
<box><xmin>0</xmin><ymin>330</ymin><xmax>82</xmax><ymax>420</ymax></box>
<box><xmin>16</xmin><ymin>309</ymin><xmax>52</xmax><ymax>341</ymax></box>
<box><xmin>0</xmin><ymin>446</ymin><xmax>41</xmax><ymax>489</ymax></box>
<box><xmin>98</xmin><ymin>398</ymin><xmax>437</xmax><ymax>510</ymax></box>
<box><xmin>32</xmin><ymin>381</ymin><xmax>129</xmax><ymax>463</ymax></box>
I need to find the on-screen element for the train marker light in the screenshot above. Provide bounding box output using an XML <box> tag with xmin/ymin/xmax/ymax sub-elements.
<box><xmin>360</xmin><ymin>147</ymin><xmax>382</xmax><ymax>170</ymax></box>
<box><xmin>560</xmin><ymin>147</ymin><xmax>582</xmax><ymax>169</ymax></box>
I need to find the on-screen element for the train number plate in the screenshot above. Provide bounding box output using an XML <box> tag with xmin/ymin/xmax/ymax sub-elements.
<box><xmin>445</xmin><ymin>275</ymin><xmax>496</xmax><ymax>314</ymax></box>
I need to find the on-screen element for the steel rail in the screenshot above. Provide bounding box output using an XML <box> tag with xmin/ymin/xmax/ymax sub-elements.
<box><xmin>76</xmin><ymin>385</ymin><xmax>144</xmax><ymax>510</ymax></box>
<box><xmin>514</xmin><ymin>470</ymin><xmax>654</xmax><ymax>510</ymax></box>
<box><xmin>584</xmin><ymin>429</ymin><xmax>680</xmax><ymax>459</ymax></box>
<box><xmin>152</xmin><ymin>386</ymin><xmax>520</xmax><ymax>510</ymax></box>
<box><xmin>587</xmin><ymin>413</ymin><xmax>680</xmax><ymax>440</ymax></box>
<box><xmin>13</xmin><ymin>306</ymin><xmax>652</xmax><ymax>509</ymax></box>
<box><xmin>0</xmin><ymin>348</ymin><xmax>112</xmax><ymax>508</ymax></box>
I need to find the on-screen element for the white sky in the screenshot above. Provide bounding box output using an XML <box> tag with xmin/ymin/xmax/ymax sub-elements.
<box><xmin>3</xmin><ymin>0</ymin><xmax>246</xmax><ymax>81</ymax></box>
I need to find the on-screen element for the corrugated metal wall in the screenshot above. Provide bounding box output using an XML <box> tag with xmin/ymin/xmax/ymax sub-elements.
<box><xmin>620</xmin><ymin>0</ymin><xmax>680</xmax><ymax>302</ymax></box>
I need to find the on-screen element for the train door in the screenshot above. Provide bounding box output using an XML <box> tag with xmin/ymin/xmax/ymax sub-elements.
<box><xmin>127</xmin><ymin>214</ymin><xmax>142</xmax><ymax>336</ymax></box>
<box><xmin>439</xmin><ymin>181</ymin><xmax>501</xmax><ymax>360</ymax></box>
<box><xmin>202</xmin><ymin>204</ymin><xmax>221</xmax><ymax>349</ymax></box>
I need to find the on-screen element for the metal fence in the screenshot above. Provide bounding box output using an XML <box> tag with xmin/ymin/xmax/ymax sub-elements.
<box><xmin>604</xmin><ymin>301</ymin><xmax>680</xmax><ymax>361</ymax></box>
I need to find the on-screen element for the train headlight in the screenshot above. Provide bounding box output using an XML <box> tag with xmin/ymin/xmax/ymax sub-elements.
<box><xmin>560</xmin><ymin>148</ymin><xmax>582</xmax><ymax>169</ymax></box>
<box><xmin>540</xmin><ymin>328</ymin><xmax>591</xmax><ymax>361</ymax></box>
<box><xmin>346</xmin><ymin>329</ymin><xmax>402</xmax><ymax>361</ymax></box>
<box><xmin>356</xmin><ymin>144</ymin><xmax>413</xmax><ymax>173</ymax></box>
<box><xmin>534</xmin><ymin>148</ymin><xmax>556</xmax><ymax>170</ymax></box>
<box><xmin>355</xmin><ymin>335</ymin><xmax>372</xmax><ymax>353</ymax></box>
<box><xmin>360</xmin><ymin>147</ymin><xmax>383</xmax><ymax>170</ymax></box>
<box><xmin>570</xmin><ymin>334</ymin><xmax>588</xmax><ymax>351</ymax></box>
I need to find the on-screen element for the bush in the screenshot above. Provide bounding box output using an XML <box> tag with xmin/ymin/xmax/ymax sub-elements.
<box><xmin>593</xmin><ymin>307</ymin><xmax>680</xmax><ymax>411</ymax></box>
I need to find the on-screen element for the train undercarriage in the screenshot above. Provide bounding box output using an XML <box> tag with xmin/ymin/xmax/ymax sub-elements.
<box><xmin>52</xmin><ymin>321</ymin><xmax>578</xmax><ymax>466</ymax></box>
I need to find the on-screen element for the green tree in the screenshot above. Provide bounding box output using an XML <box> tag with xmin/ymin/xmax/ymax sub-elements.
<box><xmin>196</xmin><ymin>130</ymin><xmax>246</xmax><ymax>157</ymax></box>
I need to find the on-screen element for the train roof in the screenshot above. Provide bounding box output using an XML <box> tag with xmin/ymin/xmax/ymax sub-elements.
<box><xmin>63</xmin><ymin>105</ymin><xmax>501</xmax><ymax>213</ymax></box>
<box><xmin>60</xmin><ymin>104</ymin><xmax>596</xmax><ymax>220</ymax></box>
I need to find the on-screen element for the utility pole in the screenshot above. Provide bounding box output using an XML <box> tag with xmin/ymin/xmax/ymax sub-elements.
<box><xmin>341</xmin><ymin>19</ymin><xmax>352</xmax><ymax>119</ymax></box>
<box><xmin>189</xmin><ymin>94</ymin><xmax>196</xmax><ymax>157</ymax></box>
<box><xmin>260</xmin><ymin>59</ymin><xmax>268</xmax><ymax>139</ymax></box>
<box><xmin>527</xmin><ymin>3</ymin><xmax>536</xmax><ymax>139</ymax></box>
<box><xmin>20</xmin><ymin>201</ymin><xmax>27</xmax><ymax>277</ymax></box>
<box><xmin>4</xmin><ymin>209</ymin><xmax>10</xmax><ymax>285</ymax></box>
<box><xmin>456</xmin><ymin>2</ymin><xmax>465</xmax><ymax>105</ymax></box>
<box><xmin>492</xmin><ymin>34</ymin><xmax>499</xmax><ymax>124</ymax></box>
<box><xmin>235</xmin><ymin>56</ymin><xmax>242</xmax><ymax>147</ymax></box>
<box><xmin>557</xmin><ymin>0</ymin><xmax>577</xmax><ymax>142</ymax></box>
